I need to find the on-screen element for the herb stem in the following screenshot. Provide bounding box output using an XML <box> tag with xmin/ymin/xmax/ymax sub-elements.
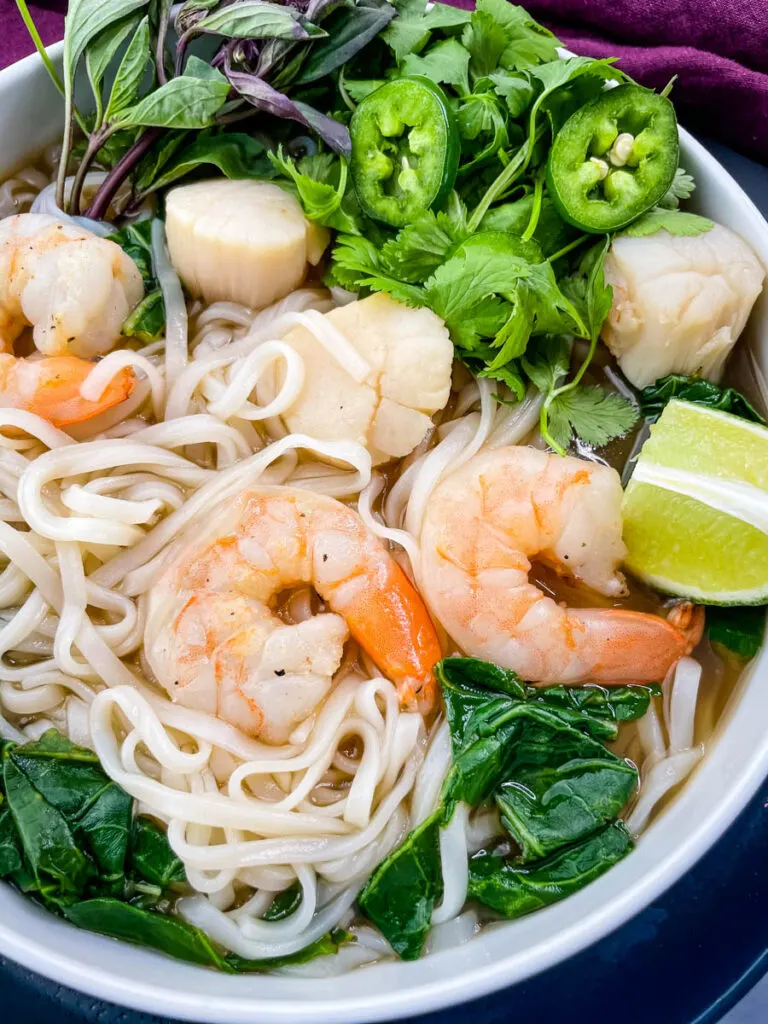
<box><xmin>69</xmin><ymin>125</ymin><xmax>114</xmax><ymax>215</ymax></box>
<box><xmin>55</xmin><ymin>95</ymin><xmax>75</xmax><ymax>211</ymax></box>
<box><xmin>15</xmin><ymin>0</ymin><xmax>89</xmax><ymax>136</ymax></box>
<box><xmin>547</xmin><ymin>234</ymin><xmax>589</xmax><ymax>264</ymax></box>
<box><xmin>467</xmin><ymin>124</ymin><xmax>545</xmax><ymax>233</ymax></box>
<box><xmin>15</xmin><ymin>0</ymin><xmax>65</xmax><ymax>94</ymax></box>
<box><xmin>155</xmin><ymin>0</ymin><xmax>172</xmax><ymax>86</ymax></box>
<box><xmin>86</xmin><ymin>127</ymin><xmax>163</xmax><ymax>220</ymax></box>
<box><xmin>521</xmin><ymin>173</ymin><xmax>543</xmax><ymax>242</ymax></box>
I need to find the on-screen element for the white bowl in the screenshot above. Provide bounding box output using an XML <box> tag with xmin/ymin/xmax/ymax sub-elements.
<box><xmin>0</xmin><ymin>42</ymin><xmax>766</xmax><ymax>1024</ymax></box>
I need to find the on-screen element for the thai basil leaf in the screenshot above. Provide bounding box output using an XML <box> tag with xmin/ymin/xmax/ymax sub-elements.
<box><xmin>115</xmin><ymin>59</ymin><xmax>230</xmax><ymax>129</ymax></box>
<box><xmin>496</xmin><ymin>754</ymin><xmax>638</xmax><ymax>861</ymax></box>
<box><xmin>295</xmin><ymin>0</ymin><xmax>397</xmax><ymax>84</ymax></box>
<box><xmin>105</xmin><ymin>16</ymin><xmax>153</xmax><ymax>122</ymax></box>
<box><xmin>85</xmin><ymin>13</ymin><xmax>140</xmax><ymax>122</ymax></box>
<box><xmin>226</xmin><ymin>69</ymin><xmax>351</xmax><ymax>155</ymax></box>
<box><xmin>2</xmin><ymin>751</ymin><xmax>91</xmax><ymax>894</ymax></box>
<box><xmin>65</xmin><ymin>0</ymin><xmax>150</xmax><ymax>85</ymax></box>
<box><xmin>65</xmin><ymin>899</ymin><xmax>232</xmax><ymax>969</ymax></box>
<box><xmin>134</xmin><ymin>130</ymin><xmax>189</xmax><ymax>190</ymax></box>
<box><xmin>707</xmin><ymin>606</ymin><xmax>766</xmax><ymax>660</ymax></box>
<box><xmin>194</xmin><ymin>1</ymin><xmax>322</xmax><ymax>40</ymax></box>
<box><xmin>358</xmin><ymin>809</ymin><xmax>443</xmax><ymax>960</ymax></box>
<box><xmin>468</xmin><ymin>821</ymin><xmax>633</xmax><ymax>917</ymax></box>
<box><xmin>639</xmin><ymin>375</ymin><xmax>766</xmax><ymax>425</ymax></box>
<box><xmin>147</xmin><ymin>131</ymin><xmax>273</xmax><ymax>191</ymax></box>
<box><xmin>226</xmin><ymin>929</ymin><xmax>351</xmax><ymax>971</ymax></box>
<box><xmin>130</xmin><ymin>817</ymin><xmax>186</xmax><ymax>887</ymax></box>
<box><xmin>175</xmin><ymin>0</ymin><xmax>220</xmax><ymax>35</ymax></box>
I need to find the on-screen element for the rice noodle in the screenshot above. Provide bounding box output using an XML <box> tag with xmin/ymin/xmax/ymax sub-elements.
<box><xmin>626</xmin><ymin>657</ymin><xmax>704</xmax><ymax>836</ymax></box>
<box><xmin>0</xmin><ymin>181</ymin><xmax>719</xmax><ymax>975</ymax></box>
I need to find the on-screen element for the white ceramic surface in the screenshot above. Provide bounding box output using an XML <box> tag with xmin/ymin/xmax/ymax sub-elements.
<box><xmin>0</xmin><ymin>41</ymin><xmax>766</xmax><ymax>1024</ymax></box>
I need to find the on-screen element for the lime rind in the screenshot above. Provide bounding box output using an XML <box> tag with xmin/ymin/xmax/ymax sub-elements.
<box><xmin>622</xmin><ymin>401</ymin><xmax>768</xmax><ymax>605</ymax></box>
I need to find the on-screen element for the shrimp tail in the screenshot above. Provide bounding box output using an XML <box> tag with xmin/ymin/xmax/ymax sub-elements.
<box><xmin>567</xmin><ymin>601</ymin><xmax>704</xmax><ymax>684</ymax></box>
<box><xmin>0</xmin><ymin>354</ymin><xmax>134</xmax><ymax>427</ymax></box>
<box><xmin>341</xmin><ymin>557</ymin><xmax>441</xmax><ymax>714</ymax></box>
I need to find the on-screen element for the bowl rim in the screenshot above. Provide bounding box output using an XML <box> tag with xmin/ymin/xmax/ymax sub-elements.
<box><xmin>0</xmin><ymin>39</ymin><xmax>767</xmax><ymax>1024</ymax></box>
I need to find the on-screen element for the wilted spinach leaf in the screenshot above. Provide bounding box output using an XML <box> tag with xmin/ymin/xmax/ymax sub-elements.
<box><xmin>496</xmin><ymin>754</ymin><xmax>637</xmax><ymax>861</ymax></box>
<box><xmin>130</xmin><ymin>816</ymin><xmax>186</xmax><ymax>887</ymax></box>
<box><xmin>707</xmin><ymin>606</ymin><xmax>766</xmax><ymax>660</ymax></box>
<box><xmin>639</xmin><ymin>375</ymin><xmax>766</xmax><ymax>425</ymax></box>
<box><xmin>358</xmin><ymin>809</ymin><xmax>443</xmax><ymax>960</ymax></box>
<box><xmin>65</xmin><ymin>899</ymin><xmax>231</xmax><ymax>969</ymax></box>
<box><xmin>263</xmin><ymin>883</ymin><xmax>302</xmax><ymax>921</ymax></box>
<box><xmin>121</xmin><ymin>289</ymin><xmax>165</xmax><ymax>342</ymax></box>
<box><xmin>0</xmin><ymin>805</ymin><xmax>23</xmax><ymax>876</ymax></box>
<box><xmin>108</xmin><ymin>220</ymin><xmax>166</xmax><ymax>340</ymax></box>
<box><xmin>468</xmin><ymin>821</ymin><xmax>633</xmax><ymax>917</ymax></box>
<box><xmin>527</xmin><ymin>683</ymin><xmax>660</xmax><ymax>740</ymax></box>
<box><xmin>226</xmin><ymin>929</ymin><xmax>351</xmax><ymax>971</ymax></box>
<box><xmin>2</xmin><ymin>750</ymin><xmax>91</xmax><ymax>895</ymax></box>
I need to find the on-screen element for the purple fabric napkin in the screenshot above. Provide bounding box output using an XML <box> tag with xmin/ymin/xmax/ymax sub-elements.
<box><xmin>449</xmin><ymin>0</ymin><xmax>768</xmax><ymax>164</ymax></box>
<box><xmin>2</xmin><ymin>0</ymin><xmax>767</xmax><ymax>162</ymax></box>
<box><xmin>1</xmin><ymin>1</ymin><xmax>65</xmax><ymax>68</ymax></box>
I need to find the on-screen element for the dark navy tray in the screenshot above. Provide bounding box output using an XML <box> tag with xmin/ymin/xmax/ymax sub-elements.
<box><xmin>1</xmin><ymin>139</ymin><xmax>767</xmax><ymax>1024</ymax></box>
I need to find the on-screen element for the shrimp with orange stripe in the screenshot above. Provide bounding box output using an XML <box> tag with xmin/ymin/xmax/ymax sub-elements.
<box><xmin>0</xmin><ymin>212</ymin><xmax>143</xmax><ymax>426</ymax></box>
<box><xmin>145</xmin><ymin>487</ymin><xmax>442</xmax><ymax>744</ymax></box>
<box><xmin>419</xmin><ymin>446</ymin><xmax>703</xmax><ymax>685</ymax></box>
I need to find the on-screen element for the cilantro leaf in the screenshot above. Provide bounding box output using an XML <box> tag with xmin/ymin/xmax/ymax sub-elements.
<box><xmin>269</xmin><ymin>148</ymin><xmax>361</xmax><ymax>234</ymax></box>
<box><xmin>342</xmin><ymin>78</ymin><xmax>386</xmax><ymax>103</ymax></box>
<box><xmin>456</xmin><ymin>92</ymin><xmax>509</xmax><ymax>173</ymax></box>
<box><xmin>423</xmin><ymin>232</ymin><xmax>536</xmax><ymax>349</ymax></box>
<box><xmin>402</xmin><ymin>38</ymin><xmax>470</xmax><ymax>93</ymax></box>
<box><xmin>658</xmin><ymin>167</ymin><xmax>696</xmax><ymax>210</ymax></box>
<box><xmin>548</xmin><ymin>386</ymin><xmax>639</xmax><ymax>449</ymax></box>
<box><xmin>331</xmin><ymin>235</ymin><xmax>425</xmax><ymax>305</ymax></box>
<box><xmin>521</xmin><ymin>336</ymin><xmax>570</xmax><ymax>394</ymax></box>
<box><xmin>380</xmin><ymin>210</ymin><xmax>467</xmax><ymax>283</ymax></box>
<box><xmin>477</xmin><ymin>360</ymin><xmax>526</xmax><ymax>401</ymax></box>
<box><xmin>463</xmin><ymin>12</ymin><xmax>509</xmax><ymax>79</ymax></box>
<box><xmin>623</xmin><ymin>209</ymin><xmax>713</xmax><ymax>238</ymax></box>
<box><xmin>488</xmin><ymin>70</ymin><xmax>534</xmax><ymax>116</ymax></box>
<box><xmin>474</xmin><ymin>0</ymin><xmax>559</xmax><ymax>71</ymax></box>
<box><xmin>382</xmin><ymin>0</ymin><xmax>471</xmax><ymax>62</ymax></box>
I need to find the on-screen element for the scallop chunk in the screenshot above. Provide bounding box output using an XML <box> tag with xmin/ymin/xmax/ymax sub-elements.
<box><xmin>269</xmin><ymin>293</ymin><xmax>453</xmax><ymax>464</ymax></box>
<box><xmin>164</xmin><ymin>179</ymin><xmax>329</xmax><ymax>309</ymax></box>
<box><xmin>601</xmin><ymin>223</ymin><xmax>764</xmax><ymax>388</ymax></box>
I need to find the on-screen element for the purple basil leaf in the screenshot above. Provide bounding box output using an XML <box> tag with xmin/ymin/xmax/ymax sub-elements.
<box><xmin>295</xmin><ymin>0</ymin><xmax>396</xmax><ymax>84</ymax></box>
<box><xmin>226</xmin><ymin>68</ymin><xmax>351</xmax><ymax>155</ymax></box>
<box><xmin>293</xmin><ymin>101</ymin><xmax>351</xmax><ymax>155</ymax></box>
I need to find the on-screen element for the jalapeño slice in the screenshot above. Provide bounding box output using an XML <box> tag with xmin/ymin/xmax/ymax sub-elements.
<box><xmin>547</xmin><ymin>84</ymin><xmax>679</xmax><ymax>233</ymax></box>
<box><xmin>350</xmin><ymin>76</ymin><xmax>460</xmax><ymax>228</ymax></box>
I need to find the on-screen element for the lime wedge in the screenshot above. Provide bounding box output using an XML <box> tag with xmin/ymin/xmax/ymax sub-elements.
<box><xmin>622</xmin><ymin>399</ymin><xmax>768</xmax><ymax>604</ymax></box>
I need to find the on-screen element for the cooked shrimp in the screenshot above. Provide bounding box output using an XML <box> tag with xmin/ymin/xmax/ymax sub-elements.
<box><xmin>0</xmin><ymin>353</ymin><xmax>135</xmax><ymax>428</ymax></box>
<box><xmin>0</xmin><ymin>212</ymin><xmax>142</xmax><ymax>426</ymax></box>
<box><xmin>0</xmin><ymin>213</ymin><xmax>144</xmax><ymax>358</ymax></box>
<box><xmin>420</xmin><ymin>446</ymin><xmax>703</xmax><ymax>684</ymax></box>
<box><xmin>145</xmin><ymin>487</ymin><xmax>442</xmax><ymax>741</ymax></box>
